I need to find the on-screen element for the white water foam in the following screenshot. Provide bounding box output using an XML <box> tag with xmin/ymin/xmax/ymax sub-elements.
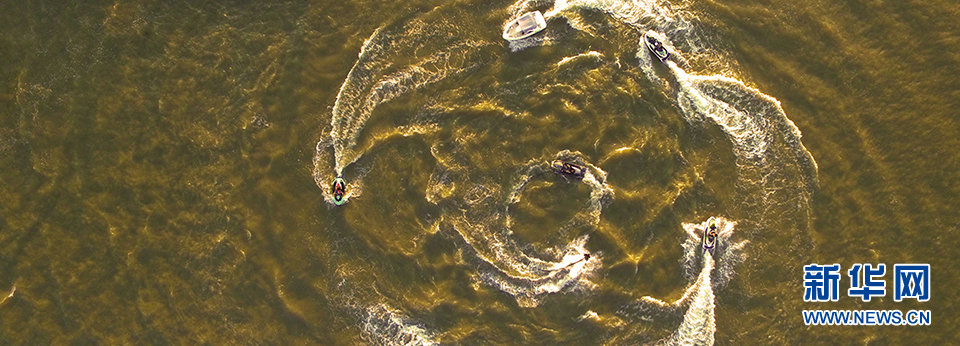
<box><xmin>638</xmin><ymin>32</ymin><xmax>819</xmax><ymax>194</ymax></box>
<box><xmin>505</xmin><ymin>0</ymin><xmax>692</xmax><ymax>52</ymax></box>
<box><xmin>557</xmin><ymin>51</ymin><xmax>605</xmax><ymax>66</ymax></box>
<box><xmin>361</xmin><ymin>304</ymin><xmax>438</xmax><ymax>346</ymax></box>
<box><xmin>315</xmin><ymin>18</ymin><xmax>495</xmax><ymax>205</ymax></box>
<box><xmin>619</xmin><ymin>217</ymin><xmax>746</xmax><ymax>345</ymax></box>
<box><xmin>668</xmin><ymin>252</ymin><xmax>716</xmax><ymax>346</ymax></box>
<box><xmin>545</xmin><ymin>0</ymin><xmax>670</xmax><ymax>25</ymax></box>
<box><xmin>427</xmin><ymin>149</ymin><xmax>613</xmax><ymax>307</ymax></box>
<box><xmin>537</xmin><ymin>0</ymin><xmax>818</xmax><ymax>191</ymax></box>
<box><xmin>666</xmin><ymin>59</ymin><xmax>820</xmax><ymax>193</ymax></box>
<box><xmin>327</xmin><ymin>36</ymin><xmax>488</xmax><ymax>173</ymax></box>
<box><xmin>477</xmin><ymin>235</ymin><xmax>598</xmax><ymax>307</ymax></box>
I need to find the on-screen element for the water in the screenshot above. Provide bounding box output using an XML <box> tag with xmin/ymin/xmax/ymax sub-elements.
<box><xmin>1</xmin><ymin>0</ymin><xmax>958</xmax><ymax>344</ymax></box>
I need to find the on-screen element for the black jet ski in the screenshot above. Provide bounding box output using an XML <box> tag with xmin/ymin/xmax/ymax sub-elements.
<box><xmin>703</xmin><ymin>217</ymin><xmax>719</xmax><ymax>254</ymax></box>
<box><xmin>332</xmin><ymin>176</ymin><xmax>346</xmax><ymax>206</ymax></box>
<box><xmin>551</xmin><ymin>160</ymin><xmax>586</xmax><ymax>179</ymax></box>
<box><xmin>643</xmin><ymin>31</ymin><xmax>670</xmax><ymax>63</ymax></box>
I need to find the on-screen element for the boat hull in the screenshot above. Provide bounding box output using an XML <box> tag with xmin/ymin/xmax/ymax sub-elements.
<box><xmin>503</xmin><ymin>11</ymin><xmax>547</xmax><ymax>41</ymax></box>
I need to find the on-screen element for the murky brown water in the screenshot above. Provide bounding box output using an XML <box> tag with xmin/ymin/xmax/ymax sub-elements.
<box><xmin>1</xmin><ymin>0</ymin><xmax>957</xmax><ymax>344</ymax></box>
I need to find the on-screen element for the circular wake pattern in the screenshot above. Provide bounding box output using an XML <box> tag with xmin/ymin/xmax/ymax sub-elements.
<box><xmin>317</xmin><ymin>1</ymin><xmax>820</xmax><ymax>344</ymax></box>
<box><xmin>314</xmin><ymin>6</ymin><xmax>499</xmax><ymax>205</ymax></box>
<box><xmin>426</xmin><ymin>149</ymin><xmax>613</xmax><ymax>307</ymax></box>
<box><xmin>670</xmin><ymin>64</ymin><xmax>819</xmax><ymax>190</ymax></box>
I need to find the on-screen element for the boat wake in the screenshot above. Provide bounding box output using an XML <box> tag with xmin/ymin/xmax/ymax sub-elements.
<box><xmin>427</xmin><ymin>149</ymin><xmax>613</xmax><ymax>307</ymax></box>
<box><xmin>323</xmin><ymin>229</ymin><xmax>441</xmax><ymax>346</ymax></box>
<box><xmin>315</xmin><ymin>14</ymin><xmax>496</xmax><ymax>204</ymax></box>
<box><xmin>361</xmin><ymin>304</ymin><xmax>438</xmax><ymax>346</ymax></box>
<box><xmin>617</xmin><ymin>218</ymin><xmax>747</xmax><ymax>345</ymax></box>
<box><xmin>668</xmin><ymin>63</ymin><xmax>820</xmax><ymax>190</ymax></box>
<box><xmin>535</xmin><ymin>1</ymin><xmax>816</xmax><ymax>343</ymax></box>
<box><xmin>540</xmin><ymin>0</ymin><xmax>819</xmax><ymax>227</ymax></box>
<box><xmin>653</xmin><ymin>44</ymin><xmax>819</xmax><ymax>233</ymax></box>
<box><xmin>543</xmin><ymin>0</ymin><xmax>704</xmax><ymax>55</ymax></box>
<box><xmin>317</xmin><ymin>0</ymin><xmax>821</xmax><ymax>342</ymax></box>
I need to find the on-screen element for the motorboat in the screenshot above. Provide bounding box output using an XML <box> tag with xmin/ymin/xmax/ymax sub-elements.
<box><xmin>643</xmin><ymin>31</ymin><xmax>670</xmax><ymax>62</ymax></box>
<box><xmin>551</xmin><ymin>160</ymin><xmax>586</xmax><ymax>179</ymax></box>
<box><xmin>503</xmin><ymin>11</ymin><xmax>547</xmax><ymax>41</ymax></box>
<box><xmin>703</xmin><ymin>217</ymin><xmax>719</xmax><ymax>254</ymax></box>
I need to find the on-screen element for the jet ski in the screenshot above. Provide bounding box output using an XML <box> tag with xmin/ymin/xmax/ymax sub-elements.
<box><xmin>643</xmin><ymin>31</ymin><xmax>670</xmax><ymax>63</ymax></box>
<box><xmin>503</xmin><ymin>11</ymin><xmax>547</xmax><ymax>41</ymax></box>
<box><xmin>703</xmin><ymin>217</ymin><xmax>719</xmax><ymax>254</ymax></box>
<box><xmin>332</xmin><ymin>176</ymin><xmax>346</xmax><ymax>206</ymax></box>
<box><xmin>551</xmin><ymin>160</ymin><xmax>586</xmax><ymax>179</ymax></box>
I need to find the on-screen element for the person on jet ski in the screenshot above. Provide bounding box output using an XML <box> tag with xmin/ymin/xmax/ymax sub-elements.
<box><xmin>702</xmin><ymin>217</ymin><xmax>720</xmax><ymax>253</ymax></box>
<box><xmin>332</xmin><ymin>177</ymin><xmax>347</xmax><ymax>205</ymax></box>
<box><xmin>551</xmin><ymin>160</ymin><xmax>586</xmax><ymax>179</ymax></box>
<box><xmin>647</xmin><ymin>35</ymin><xmax>662</xmax><ymax>49</ymax></box>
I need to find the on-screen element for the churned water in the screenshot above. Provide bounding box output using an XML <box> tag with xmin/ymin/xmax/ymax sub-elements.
<box><xmin>1</xmin><ymin>0</ymin><xmax>958</xmax><ymax>344</ymax></box>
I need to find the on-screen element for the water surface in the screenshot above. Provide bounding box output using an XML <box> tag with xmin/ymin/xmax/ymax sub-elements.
<box><xmin>1</xmin><ymin>0</ymin><xmax>958</xmax><ymax>344</ymax></box>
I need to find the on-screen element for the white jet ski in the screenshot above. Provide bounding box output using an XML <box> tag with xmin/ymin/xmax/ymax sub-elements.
<box><xmin>643</xmin><ymin>30</ymin><xmax>670</xmax><ymax>63</ymax></box>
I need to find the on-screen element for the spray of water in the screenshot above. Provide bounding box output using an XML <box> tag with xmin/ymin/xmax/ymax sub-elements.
<box><xmin>315</xmin><ymin>16</ymin><xmax>495</xmax><ymax>205</ymax></box>
<box><xmin>427</xmin><ymin>149</ymin><xmax>613</xmax><ymax>307</ymax></box>
<box><xmin>618</xmin><ymin>218</ymin><xmax>746</xmax><ymax>345</ymax></box>
<box><xmin>361</xmin><ymin>304</ymin><xmax>439</xmax><ymax>346</ymax></box>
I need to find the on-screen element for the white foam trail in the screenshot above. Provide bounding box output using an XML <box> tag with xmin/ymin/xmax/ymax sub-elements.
<box><xmin>637</xmin><ymin>39</ymin><xmax>664</xmax><ymax>86</ymax></box>
<box><xmin>0</xmin><ymin>285</ymin><xmax>14</xmax><ymax>305</ymax></box>
<box><xmin>669</xmin><ymin>253</ymin><xmax>715</xmax><ymax>346</ymax></box>
<box><xmin>557</xmin><ymin>51</ymin><xmax>604</xmax><ymax>66</ymax></box>
<box><xmin>427</xmin><ymin>150</ymin><xmax>612</xmax><ymax>307</ymax></box>
<box><xmin>477</xmin><ymin>235</ymin><xmax>599</xmax><ymax>307</ymax></box>
<box><xmin>666</xmin><ymin>60</ymin><xmax>819</xmax><ymax>190</ymax></box>
<box><xmin>545</xmin><ymin>0</ymin><xmax>669</xmax><ymax>25</ymax></box>
<box><xmin>362</xmin><ymin>304</ymin><xmax>438</xmax><ymax>346</ymax></box>
<box><xmin>478</xmin><ymin>153</ymin><xmax>612</xmax><ymax>307</ymax></box>
<box><xmin>672</xmin><ymin>64</ymin><xmax>768</xmax><ymax>159</ymax></box>
<box><xmin>316</xmin><ymin>17</ymin><xmax>496</xmax><ymax>205</ymax></box>
<box><xmin>507</xmin><ymin>34</ymin><xmax>558</xmax><ymax>52</ymax></box>
<box><xmin>328</xmin><ymin>37</ymin><xmax>487</xmax><ymax>174</ymax></box>
<box><xmin>621</xmin><ymin>218</ymin><xmax>746</xmax><ymax>345</ymax></box>
<box><xmin>545</xmin><ymin>0</ymin><xmax>818</xmax><ymax>189</ymax></box>
<box><xmin>328</xmin><ymin>27</ymin><xmax>389</xmax><ymax>175</ymax></box>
